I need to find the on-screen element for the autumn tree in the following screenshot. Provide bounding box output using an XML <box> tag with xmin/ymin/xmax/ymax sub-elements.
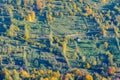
<box><xmin>108</xmin><ymin>66</ymin><xmax>116</xmax><ymax>75</ymax></box>
<box><xmin>106</xmin><ymin>51</ymin><xmax>114</xmax><ymax>65</ymax></box>
<box><xmin>12</xmin><ymin>69</ymin><xmax>20</xmax><ymax>80</ymax></box>
<box><xmin>26</xmin><ymin>11</ymin><xmax>36</xmax><ymax>22</ymax></box>
<box><xmin>104</xmin><ymin>42</ymin><xmax>108</xmax><ymax>48</ymax></box>
<box><xmin>61</xmin><ymin>39</ymin><xmax>70</xmax><ymax>67</ymax></box>
<box><xmin>47</xmin><ymin>12</ymin><xmax>53</xmax><ymax>21</ymax></box>
<box><xmin>85</xmin><ymin>74</ymin><xmax>93</xmax><ymax>80</ymax></box>
<box><xmin>6</xmin><ymin>6</ymin><xmax>13</xmax><ymax>19</ymax></box>
<box><xmin>26</xmin><ymin>14</ymin><xmax>32</xmax><ymax>22</ymax></box>
<box><xmin>36</xmin><ymin>0</ymin><xmax>45</xmax><ymax>10</ymax></box>
<box><xmin>3</xmin><ymin>68</ymin><xmax>13</xmax><ymax>80</ymax></box>
<box><xmin>114</xmin><ymin>26</ymin><xmax>119</xmax><ymax>38</ymax></box>
<box><xmin>73</xmin><ymin>3</ymin><xmax>77</xmax><ymax>9</ymax></box>
<box><xmin>102</xmin><ymin>29</ymin><xmax>107</xmax><ymax>37</ymax></box>
<box><xmin>62</xmin><ymin>41</ymin><xmax>67</xmax><ymax>54</ymax></box>
<box><xmin>7</xmin><ymin>24</ymin><xmax>20</xmax><ymax>38</ymax></box>
<box><xmin>24</xmin><ymin>25</ymin><xmax>30</xmax><ymax>40</ymax></box>
<box><xmin>85</xmin><ymin>63</ymin><xmax>91</xmax><ymax>69</ymax></box>
<box><xmin>100</xmin><ymin>0</ymin><xmax>108</xmax><ymax>4</ymax></box>
<box><xmin>31</xmin><ymin>11</ymin><xmax>36</xmax><ymax>21</ymax></box>
<box><xmin>52</xmin><ymin>71</ymin><xmax>60</xmax><ymax>79</ymax></box>
<box><xmin>20</xmin><ymin>69</ymin><xmax>30</xmax><ymax>78</ymax></box>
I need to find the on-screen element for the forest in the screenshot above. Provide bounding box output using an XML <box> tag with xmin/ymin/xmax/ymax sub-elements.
<box><xmin>0</xmin><ymin>0</ymin><xmax>120</xmax><ymax>80</ymax></box>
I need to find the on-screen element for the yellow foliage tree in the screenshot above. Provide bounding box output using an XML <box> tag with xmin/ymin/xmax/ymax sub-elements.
<box><xmin>108</xmin><ymin>66</ymin><xmax>116</xmax><ymax>75</ymax></box>
<box><xmin>101</xmin><ymin>0</ymin><xmax>108</xmax><ymax>4</ymax></box>
<box><xmin>26</xmin><ymin>14</ymin><xmax>32</xmax><ymax>22</ymax></box>
<box><xmin>114</xmin><ymin>27</ymin><xmax>119</xmax><ymax>38</ymax></box>
<box><xmin>85</xmin><ymin>63</ymin><xmax>91</xmax><ymax>69</ymax></box>
<box><xmin>47</xmin><ymin>70</ymin><xmax>52</xmax><ymax>75</ymax></box>
<box><xmin>102</xmin><ymin>29</ymin><xmax>107</xmax><ymax>37</ymax></box>
<box><xmin>50</xmin><ymin>77</ymin><xmax>58</xmax><ymax>80</ymax></box>
<box><xmin>48</xmin><ymin>14</ymin><xmax>53</xmax><ymax>21</ymax></box>
<box><xmin>104</xmin><ymin>42</ymin><xmax>108</xmax><ymax>48</ymax></box>
<box><xmin>62</xmin><ymin>41</ymin><xmax>67</xmax><ymax>54</ymax></box>
<box><xmin>36</xmin><ymin>0</ymin><xmax>45</xmax><ymax>10</ymax></box>
<box><xmin>85</xmin><ymin>74</ymin><xmax>93</xmax><ymax>80</ymax></box>
<box><xmin>24</xmin><ymin>25</ymin><xmax>30</xmax><ymax>40</ymax></box>
<box><xmin>73</xmin><ymin>3</ymin><xmax>77</xmax><ymax>9</ymax></box>
<box><xmin>84</xmin><ymin>6</ymin><xmax>93</xmax><ymax>16</ymax></box>
<box><xmin>7</xmin><ymin>24</ymin><xmax>20</xmax><ymax>38</ymax></box>
<box><xmin>3</xmin><ymin>68</ymin><xmax>13</xmax><ymax>80</ymax></box>
<box><xmin>12</xmin><ymin>69</ymin><xmax>20</xmax><ymax>80</ymax></box>
<box><xmin>31</xmin><ymin>11</ymin><xmax>36</xmax><ymax>21</ymax></box>
<box><xmin>52</xmin><ymin>71</ymin><xmax>60</xmax><ymax>79</ymax></box>
<box><xmin>65</xmin><ymin>73</ymin><xmax>73</xmax><ymax>80</ymax></box>
<box><xmin>21</xmin><ymin>70</ymin><xmax>30</xmax><ymax>78</ymax></box>
<box><xmin>81</xmin><ymin>56</ymin><xmax>86</xmax><ymax>62</ymax></box>
<box><xmin>26</xmin><ymin>11</ymin><xmax>36</xmax><ymax>22</ymax></box>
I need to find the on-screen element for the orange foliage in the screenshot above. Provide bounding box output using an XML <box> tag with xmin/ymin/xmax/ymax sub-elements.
<box><xmin>26</xmin><ymin>14</ymin><xmax>32</xmax><ymax>22</ymax></box>
<box><xmin>108</xmin><ymin>66</ymin><xmax>116</xmax><ymax>75</ymax></box>
<box><xmin>84</xmin><ymin>6</ymin><xmax>93</xmax><ymax>16</ymax></box>
<box><xmin>21</xmin><ymin>70</ymin><xmax>30</xmax><ymax>78</ymax></box>
<box><xmin>36</xmin><ymin>0</ymin><xmax>45</xmax><ymax>10</ymax></box>
<box><xmin>52</xmin><ymin>71</ymin><xmax>60</xmax><ymax>78</ymax></box>
<box><xmin>74</xmin><ymin>69</ymin><xmax>84</xmax><ymax>76</ymax></box>
<box><xmin>65</xmin><ymin>73</ymin><xmax>73</xmax><ymax>80</ymax></box>
<box><xmin>50</xmin><ymin>77</ymin><xmax>58</xmax><ymax>80</ymax></box>
<box><xmin>101</xmin><ymin>0</ymin><xmax>107</xmax><ymax>4</ymax></box>
<box><xmin>85</xmin><ymin>74</ymin><xmax>93</xmax><ymax>80</ymax></box>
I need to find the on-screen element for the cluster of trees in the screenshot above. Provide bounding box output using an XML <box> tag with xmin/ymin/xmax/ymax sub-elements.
<box><xmin>0</xmin><ymin>67</ymin><xmax>117</xmax><ymax>80</ymax></box>
<box><xmin>0</xmin><ymin>0</ymin><xmax>120</xmax><ymax>80</ymax></box>
<box><xmin>26</xmin><ymin>11</ymin><xmax>36</xmax><ymax>22</ymax></box>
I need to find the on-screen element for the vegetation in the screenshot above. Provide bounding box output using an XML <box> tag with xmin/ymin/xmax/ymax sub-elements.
<box><xmin>0</xmin><ymin>0</ymin><xmax>120</xmax><ymax>80</ymax></box>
